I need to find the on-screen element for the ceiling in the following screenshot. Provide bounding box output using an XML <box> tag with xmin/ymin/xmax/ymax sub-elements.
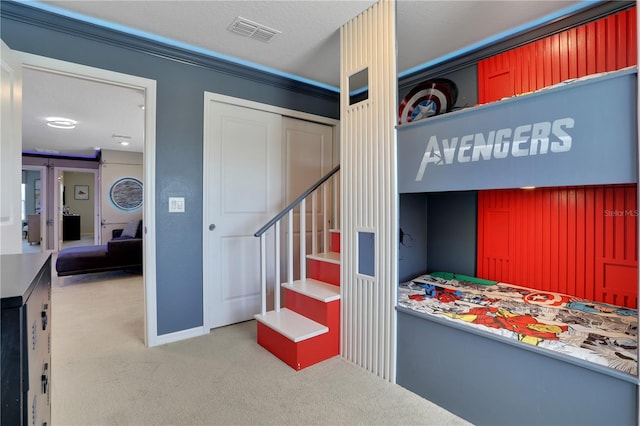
<box><xmin>21</xmin><ymin>0</ymin><xmax>586</xmax><ymax>157</ymax></box>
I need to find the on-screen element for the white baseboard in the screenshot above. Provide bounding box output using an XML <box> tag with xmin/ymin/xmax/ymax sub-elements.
<box><xmin>148</xmin><ymin>326</ymin><xmax>206</xmax><ymax>347</ymax></box>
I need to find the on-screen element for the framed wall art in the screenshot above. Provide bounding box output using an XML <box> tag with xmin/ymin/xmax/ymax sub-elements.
<box><xmin>74</xmin><ymin>185</ymin><xmax>89</xmax><ymax>200</ymax></box>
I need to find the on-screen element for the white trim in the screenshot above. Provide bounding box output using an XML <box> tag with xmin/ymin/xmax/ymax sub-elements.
<box><xmin>204</xmin><ymin>93</ymin><xmax>340</xmax><ymax>127</ymax></box>
<box><xmin>1</xmin><ymin>40</ymin><xmax>23</xmax><ymax>254</ymax></box>
<box><xmin>202</xmin><ymin>92</ymin><xmax>340</xmax><ymax>332</ymax></box>
<box><xmin>15</xmin><ymin>51</ymin><xmax>159</xmax><ymax>348</ymax></box>
<box><xmin>153</xmin><ymin>326</ymin><xmax>207</xmax><ymax>346</ymax></box>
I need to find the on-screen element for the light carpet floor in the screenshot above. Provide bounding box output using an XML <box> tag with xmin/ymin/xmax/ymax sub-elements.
<box><xmin>51</xmin><ymin>271</ymin><xmax>471</xmax><ymax>425</ymax></box>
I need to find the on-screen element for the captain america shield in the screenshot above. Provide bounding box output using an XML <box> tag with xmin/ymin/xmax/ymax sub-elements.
<box><xmin>398</xmin><ymin>78</ymin><xmax>458</xmax><ymax>125</ymax></box>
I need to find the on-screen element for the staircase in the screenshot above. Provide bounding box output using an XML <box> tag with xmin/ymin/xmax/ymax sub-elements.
<box><xmin>253</xmin><ymin>166</ymin><xmax>341</xmax><ymax>370</ymax></box>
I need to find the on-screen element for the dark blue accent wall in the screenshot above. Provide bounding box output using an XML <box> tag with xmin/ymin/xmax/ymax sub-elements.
<box><xmin>1</xmin><ymin>1</ymin><xmax>339</xmax><ymax>335</ymax></box>
<box><xmin>398</xmin><ymin>192</ymin><xmax>477</xmax><ymax>282</ymax></box>
<box><xmin>426</xmin><ymin>191</ymin><xmax>477</xmax><ymax>276</ymax></box>
<box><xmin>398</xmin><ymin>194</ymin><xmax>428</xmax><ymax>282</ymax></box>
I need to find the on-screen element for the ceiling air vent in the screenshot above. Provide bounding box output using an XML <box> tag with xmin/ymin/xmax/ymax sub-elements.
<box><xmin>228</xmin><ymin>16</ymin><xmax>280</xmax><ymax>43</ymax></box>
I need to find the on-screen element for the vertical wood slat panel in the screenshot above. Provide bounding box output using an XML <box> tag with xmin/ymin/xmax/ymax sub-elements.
<box><xmin>575</xmin><ymin>189</ymin><xmax>586</xmax><ymax>299</ymax></box>
<box><xmin>585</xmin><ymin>188</ymin><xmax>596</xmax><ymax>301</ymax></box>
<box><xmin>577</xmin><ymin>24</ymin><xmax>587</xmax><ymax>76</ymax></box>
<box><xmin>477</xmin><ymin>185</ymin><xmax>638</xmax><ymax>308</ymax></box>
<box><xmin>594</xmin><ymin>189</ymin><xmax>605</xmax><ymax>302</ymax></box>
<box><xmin>340</xmin><ymin>0</ymin><xmax>397</xmax><ymax>382</ymax></box>
<box><xmin>478</xmin><ymin>6</ymin><xmax>637</xmax><ymax>104</ymax></box>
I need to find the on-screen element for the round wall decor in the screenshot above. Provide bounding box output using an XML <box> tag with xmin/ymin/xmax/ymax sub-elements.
<box><xmin>398</xmin><ymin>78</ymin><xmax>458</xmax><ymax>125</ymax></box>
<box><xmin>109</xmin><ymin>177</ymin><xmax>143</xmax><ymax>211</ymax></box>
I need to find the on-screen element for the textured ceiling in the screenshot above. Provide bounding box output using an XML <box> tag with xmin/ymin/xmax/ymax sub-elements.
<box><xmin>20</xmin><ymin>0</ymin><xmax>585</xmax><ymax>156</ymax></box>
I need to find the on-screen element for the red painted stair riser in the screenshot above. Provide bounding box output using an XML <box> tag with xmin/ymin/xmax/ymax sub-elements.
<box><xmin>331</xmin><ymin>231</ymin><xmax>341</xmax><ymax>253</ymax></box>
<box><xmin>284</xmin><ymin>289</ymin><xmax>340</xmax><ymax>329</ymax></box>
<box><xmin>307</xmin><ymin>259</ymin><xmax>340</xmax><ymax>286</ymax></box>
<box><xmin>257</xmin><ymin>322</ymin><xmax>339</xmax><ymax>371</ymax></box>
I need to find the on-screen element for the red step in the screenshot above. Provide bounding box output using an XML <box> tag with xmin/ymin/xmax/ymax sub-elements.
<box><xmin>307</xmin><ymin>252</ymin><xmax>340</xmax><ymax>286</ymax></box>
<box><xmin>283</xmin><ymin>279</ymin><xmax>340</xmax><ymax>355</ymax></box>
<box><xmin>256</xmin><ymin>231</ymin><xmax>341</xmax><ymax>371</ymax></box>
<box><xmin>283</xmin><ymin>279</ymin><xmax>340</xmax><ymax>324</ymax></box>
<box><xmin>331</xmin><ymin>229</ymin><xmax>340</xmax><ymax>253</ymax></box>
<box><xmin>255</xmin><ymin>309</ymin><xmax>336</xmax><ymax>370</ymax></box>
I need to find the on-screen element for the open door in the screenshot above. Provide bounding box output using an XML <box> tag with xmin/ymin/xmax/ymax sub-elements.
<box><xmin>1</xmin><ymin>40</ymin><xmax>23</xmax><ymax>254</ymax></box>
<box><xmin>56</xmin><ymin>169</ymin><xmax>64</xmax><ymax>251</ymax></box>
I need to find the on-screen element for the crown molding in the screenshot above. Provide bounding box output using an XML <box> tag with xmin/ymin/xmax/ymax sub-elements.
<box><xmin>0</xmin><ymin>1</ymin><xmax>340</xmax><ymax>103</ymax></box>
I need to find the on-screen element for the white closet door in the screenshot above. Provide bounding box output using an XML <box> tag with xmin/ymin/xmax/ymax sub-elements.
<box><xmin>283</xmin><ymin>117</ymin><xmax>333</xmax><ymax>279</ymax></box>
<box><xmin>204</xmin><ymin>100</ymin><xmax>283</xmax><ymax>329</ymax></box>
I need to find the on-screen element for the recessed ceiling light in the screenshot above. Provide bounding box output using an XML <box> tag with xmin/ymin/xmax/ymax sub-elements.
<box><xmin>119</xmin><ymin>141</ymin><xmax>130</xmax><ymax>146</ymax></box>
<box><xmin>46</xmin><ymin>117</ymin><xmax>77</xmax><ymax>129</ymax></box>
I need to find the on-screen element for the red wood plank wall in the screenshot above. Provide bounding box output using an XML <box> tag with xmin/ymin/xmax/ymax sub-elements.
<box><xmin>474</xmin><ymin>6</ymin><xmax>638</xmax><ymax>308</ymax></box>
<box><xmin>477</xmin><ymin>185</ymin><xmax>638</xmax><ymax>308</ymax></box>
<box><xmin>478</xmin><ymin>6</ymin><xmax>637</xmax><ymax>104</ymax></box>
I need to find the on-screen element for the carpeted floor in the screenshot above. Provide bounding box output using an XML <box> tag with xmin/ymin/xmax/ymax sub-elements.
<box><xmin>51</xmin><ymin>271</ymin><xmax>471</xmax><ymax>425</ymax></box>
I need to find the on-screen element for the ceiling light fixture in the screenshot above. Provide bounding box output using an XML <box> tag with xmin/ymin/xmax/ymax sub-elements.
<box><xmin>112</xmin><ymin>133</ymin><xmax>132</xmax><ymax>147</ymax></box>
<box><xmin>46</xmin><ymin>117</ymin><xmax>77</xmax><ymax>129</ymax></box>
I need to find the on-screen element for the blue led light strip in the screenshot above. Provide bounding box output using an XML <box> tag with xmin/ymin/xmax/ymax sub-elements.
<box><xmin>18</xmin><ymin>0</ymin><xmax>341</xmax><ymax>92</ymax></box>
<box><xmin>398</xmin><ymin>0</ymin><xmax>602</xmax><ymax>79</ymax></box>
<box><xmin>20</xmin><ymin>0</ymin><xmax>601</xmax><ymax>94</ymax></box>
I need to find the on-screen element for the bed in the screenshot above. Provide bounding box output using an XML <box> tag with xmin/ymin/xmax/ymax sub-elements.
<box><xmin>395</xmin><ymin>68</ymin><xmax>639</xmax><ymax>425</ymax></box>
<box><xmin>397</xmin><ymin>272</ymin><xmax>638</xmax><ymax>425</ymax></box>
<box><xmin>400</xmin><ymin>272</ymin><xmax>637</xmax><ymax>376</ymax></box>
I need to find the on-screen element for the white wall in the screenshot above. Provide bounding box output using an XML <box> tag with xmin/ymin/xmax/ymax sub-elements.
<box><xmin>100</xmin><ymin>149</ymin><xmax>143</xmax><ymax>242</ymax></box>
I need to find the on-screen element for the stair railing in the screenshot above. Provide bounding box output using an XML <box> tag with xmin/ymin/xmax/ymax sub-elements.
<box><xmin>255</xmin><ymin>165</ymin><xmax>340</xmax><ymax>316</ymax></box>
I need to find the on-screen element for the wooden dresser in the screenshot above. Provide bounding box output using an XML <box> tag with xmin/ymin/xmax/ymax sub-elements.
<box><xmin>1</xmin><ymin>252</ymin><xmax>52</xmax><ymax>426</ymax></box>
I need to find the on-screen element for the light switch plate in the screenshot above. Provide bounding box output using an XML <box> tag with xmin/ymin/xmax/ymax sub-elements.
<box><xmin>169</xmin><ymin>197</ymin><xmax>185</xmax><ymax>213</ymax></box>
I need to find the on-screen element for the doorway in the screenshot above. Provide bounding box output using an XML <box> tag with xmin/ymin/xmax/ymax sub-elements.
<box><xmin>21</xmin><ymin>166</ymin><xmax>45</xmax><ymax>253</ymax></box>
<box><xmin>57</xmin><ymin>169</ymin><xmax>99</xmax><ymax>250</ymax></box>
<box><xmin>15</xmin><ymin>49</ymin><xmax>159</xmax><ymax>346</ymax></box>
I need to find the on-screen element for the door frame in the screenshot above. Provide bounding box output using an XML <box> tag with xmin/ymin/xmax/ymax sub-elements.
<box><xmin>21</xmin><ymin>165</ymin><xmax>47</xmax><ymax>249</ymax></box>
<box><xmin>202</xmin><ymin>92</ymin><xmax>339</xmax><ymax>330</ymax></box>
<box><xmin>53</xmin><ymin>167</ymin><xmax>100</xmax><ymax>250</ymax></box>
<box><xmin>16</xmin><ymin>50</ymin><xmax>159</xmax><ymax>347</ymax></box>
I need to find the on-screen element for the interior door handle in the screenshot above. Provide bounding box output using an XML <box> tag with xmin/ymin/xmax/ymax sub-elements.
<box><xmin>209</xmin><ymin>224</ymin><xmax>216</xmax><ymax>231</ymax></box>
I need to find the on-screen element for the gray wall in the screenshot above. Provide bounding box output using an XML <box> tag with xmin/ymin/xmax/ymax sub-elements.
<box><xmin>398</xmin><ymin>193</ymin><xmax>428</xmax><ymax>282</ymax></box>
<box><xmin>2</xmin><ymin>2</ymin><xmax>339</xmax><ymax>335</ymax></box>
<box><xmin>426</xmin><ymin>191</ymin><xmax>477</xmax><ymax>276</ymax></box>
<box><xmin>398</xmin><ymin>192</ymin><xmax>477</xmax><ymax>282</ymax></box>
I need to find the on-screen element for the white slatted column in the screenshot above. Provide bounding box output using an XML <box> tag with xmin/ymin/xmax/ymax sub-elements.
<box><xmin>340</xmin><ymin>0</ymin><xmax>398</xmax><ymax>382</ymax></box>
